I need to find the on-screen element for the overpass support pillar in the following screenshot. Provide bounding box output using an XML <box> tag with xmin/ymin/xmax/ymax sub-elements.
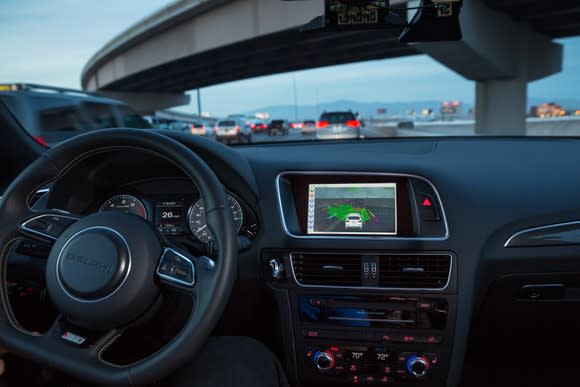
<box><xmin>412</xmin><ymin>0</ymin><xmax>563</xmax><ymax>134</ymax></box>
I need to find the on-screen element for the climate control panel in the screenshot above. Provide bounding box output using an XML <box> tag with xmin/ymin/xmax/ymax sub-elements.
<box><xmin>305</xmin><ymin>345</ymin><xmax>440</xmax><ymax>384</ymax></box>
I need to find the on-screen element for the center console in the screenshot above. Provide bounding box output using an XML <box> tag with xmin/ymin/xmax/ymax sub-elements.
<box><xmin>264</xmin><ymin>172</ymin><xmax>456</xmax><ymax>386</ymax></box>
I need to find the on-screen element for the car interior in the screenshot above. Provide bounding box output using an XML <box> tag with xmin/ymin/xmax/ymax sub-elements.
<box><xmin>4</xmin><ymin>95</ymin><xmax>580</xmax><ymax>386</ymax></box>
<box><xmin>2</xmin><ymin>1</ymin><xmax>580</xmax><ymax>387</ymax></box>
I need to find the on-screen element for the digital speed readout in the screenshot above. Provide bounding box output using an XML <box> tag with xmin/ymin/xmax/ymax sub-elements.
<box><xmin>154</xmin><ymin>201</ymin><xmax>185</xmax><ymax>234</ymax></box>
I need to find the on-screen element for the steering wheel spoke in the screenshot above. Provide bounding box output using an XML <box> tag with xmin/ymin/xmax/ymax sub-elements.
<box><xmin>20</xmin><ymin>211</ymin><xmax>80</xmax><ymax>242</ymax></box>
<box><xmin>45</xmin><ymin>315</ymin><xmax>124</xmax><ymax>359</ymax></box>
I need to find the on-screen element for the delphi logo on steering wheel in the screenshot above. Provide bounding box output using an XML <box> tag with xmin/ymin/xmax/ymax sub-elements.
<box><xmin>65</xmin><ymin>252</ymin><xmax>113</xmax><ymax>273</ymax></box>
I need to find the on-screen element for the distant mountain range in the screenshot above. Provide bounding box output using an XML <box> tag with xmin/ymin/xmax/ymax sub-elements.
<box><xmin>243</xmin><ymin>98</ymin><xmax>580</xmax><ymax>121</ymax></box>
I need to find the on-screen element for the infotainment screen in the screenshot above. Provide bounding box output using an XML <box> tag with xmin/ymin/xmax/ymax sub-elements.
<box><xmin>307</xmin><ymin>183</ymin><xmax>397</xmax><ymax>235</ymax></box>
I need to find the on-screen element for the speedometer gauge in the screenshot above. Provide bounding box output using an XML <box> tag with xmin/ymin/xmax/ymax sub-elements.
<box><xmin>99</xmin><ymin>195</ymin><xmax>148</xmax><ymax>219</ymax></box>
<box><xmin>188</xmin><ymin>195</ymin><xmax>243</xmax><ymax>243</ymax></box>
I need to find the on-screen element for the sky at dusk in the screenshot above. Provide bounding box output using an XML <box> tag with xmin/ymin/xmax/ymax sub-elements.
<box><xmin>1</xmin><ymin>0</ymin><xmax>579</xmax><ymax>117</ymax></box>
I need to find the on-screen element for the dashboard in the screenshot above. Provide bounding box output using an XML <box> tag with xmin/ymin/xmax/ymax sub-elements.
<box><xmin>8</xmin><ymin>132</ymin><xmax>580</xmax><ymax>387</ymax></box>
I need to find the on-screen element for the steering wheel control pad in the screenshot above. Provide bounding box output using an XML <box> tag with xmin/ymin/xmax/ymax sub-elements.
<box><xmin>45</xmin><ymin>211</ymin><xmax>162</xmax><ymax>330</ymax></box>
<box><xmin>57</xmin><ymin>227</ymin><xmax>130</xmax><ymax>299</ymax></box>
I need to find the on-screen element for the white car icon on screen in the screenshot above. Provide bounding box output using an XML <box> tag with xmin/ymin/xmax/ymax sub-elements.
<box><xmin>345</xmin><ymin>213</ymin><xmax>363</xmax><ymax>229</ymax></box>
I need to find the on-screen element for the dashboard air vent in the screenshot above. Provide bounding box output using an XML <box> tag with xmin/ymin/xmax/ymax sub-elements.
<box><xmin>378</xmin><ymin>254</ymin><xmax>451</xmax><ymax>289</ymax></box>
<box><xmin>291</xmin><ymin>254</ymin><xmax>362</xmax><ymax>287</ymax></box>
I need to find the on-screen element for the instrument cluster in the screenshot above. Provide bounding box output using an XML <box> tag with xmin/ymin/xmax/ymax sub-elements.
<box><xmin>98</xmin><ymin>192</ymin><xmax>258</xmax><ymax>244</ymax></box>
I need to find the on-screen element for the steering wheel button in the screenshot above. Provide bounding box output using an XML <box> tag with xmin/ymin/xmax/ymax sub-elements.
<box><xmin>24</xmin><ymin>218</ymin><xmax>49</xmax><ymax>232</ymax></box>
<box><xmin>157</xmin><ymin>248</ymin><xmax>196</xmax><ymax>286</ymax></box>
<box><xmin>158</xmin><ymin>262</ymin><xmax>169</xmax><ymax>274</ymax></box>
<box><xmin>175</xmin><ymin>266</ymin><xmax>190</xmax><ymax>278</ymax></box>
<box><xmin>22</xmin><ymin>214</ymin><xmax>79</xmax><ymax>240</ymax></box>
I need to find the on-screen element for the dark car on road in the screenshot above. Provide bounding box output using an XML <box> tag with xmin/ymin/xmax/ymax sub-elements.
<box><xmin>316</xmin><ymin>111</ymin><xmax>361</xmax><ymax>140</ymax></box>
<box><xmin>246</xmin><ymin>118</ymin><xmax>267</xmax><ymax>133</ymax></box>
<box><xmin>0</xmin><ymin>83</ymin><xmax>150</xmax><ymax>146</ymax></box>
<box><xmin>267</xmin><ymin>119</ymin><xmax>289</xmax><ymax>136</ymax></box>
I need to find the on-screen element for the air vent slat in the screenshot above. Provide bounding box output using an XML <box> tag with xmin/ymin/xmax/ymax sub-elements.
<box><xmin>291</xmin><ymin>254</ymin><xmax>451</xmax><ymax>289</ymax></box>
<box><xmin>291</xmin><ymin>254</ymin><xmax>362</xmax><ymax>287</ymax></box>
<box><xmin>379</xmin><ymin>254</ymin><xmax>451</xmax><ymax>289</ymax></box>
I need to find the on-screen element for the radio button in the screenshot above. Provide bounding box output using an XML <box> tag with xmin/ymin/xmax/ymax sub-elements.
<box><xmin>302</xmin><ymin>329</ymin><xmax>320</xmax><ymax>338</ymax></box>
<box><xmin>417</xmin><ymin>301</ymin><xmax>437</xmax><ymax>310</ymax></box>
<box><xmin>428</xmin><ymin>335</ymin><xmax>443</xmax><ymax>344</ymax></box>
<box><xmin>380</xmin><ymin>375</ymin><xmax>393</xmax><ymax>384</ymax></box>
<box><xmin>363</xmin><ymin>375</ymin><xmax>376</xmax><ymax>384</ymax></box>
<box><xmin>424</xmin><ymin>353</ymin><xmax>440</xmax><ymax>368</ymax></box>
<box><xmin>349</xmin><ymin>375</ymin><xmax>361</xmax><ymax>384</ymax></box>
<box><xmin>415</xmin><ymin>335</ymin><xmax>443</xmax><ymax>344</ymax></box>
<box><xmin>401</xmin><ymin>335</ymin><xmax>416</xmax><ymax>343</ymax></box>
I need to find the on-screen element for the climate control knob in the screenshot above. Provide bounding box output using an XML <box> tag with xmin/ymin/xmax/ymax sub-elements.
<box><xmin>313</xmin><ymin>351</ymin><xmax>335</xmax><ymax>371</ymax></box>
<box><xmin>406</xmin><ymin>354</ymin><xmax>430</xmax><ymax>378</ymax></box>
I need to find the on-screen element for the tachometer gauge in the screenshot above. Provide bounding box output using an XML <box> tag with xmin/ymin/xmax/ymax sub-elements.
<box><xmin>99</xmin><ymin>195</ymin><xmax>148</xmax><ymax>219</ymax></box>
<box><xmin>188</xmin><ymin>195</ymin><xmax>243</xmax><ymax>243</ymax></box>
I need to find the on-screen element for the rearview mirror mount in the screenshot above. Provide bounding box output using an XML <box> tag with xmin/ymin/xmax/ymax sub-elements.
<box><xmin>282</xmin><ymin>0</ymin><xmax>463</xmax><ymax>43</ymax></box>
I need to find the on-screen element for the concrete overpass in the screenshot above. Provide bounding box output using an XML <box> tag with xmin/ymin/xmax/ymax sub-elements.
<box><xmin>82</xmin><ymin>0</ymin><xmax>580</xmax><ymax>133</ymax></box>
<box><xmin>81</xmin><ymin>0</ymin><xmax>414</xmax><ymax>95</ymax></box>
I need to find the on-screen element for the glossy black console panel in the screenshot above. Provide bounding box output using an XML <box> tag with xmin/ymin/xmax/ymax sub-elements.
<box><xmin>263</xmin><ymin>249</ymin><xmax>457</xmax><ymax>386</ymax></box>
<box><xmin>292</xmin><ymin>290</ymin><xmax>456</xmax><ymax>386</ymax></box>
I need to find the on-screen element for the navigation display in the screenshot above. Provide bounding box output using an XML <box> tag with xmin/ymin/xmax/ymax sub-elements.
<box><xmin>307</xmin><ymin>183</ymin><xmax>397</xmax><ymax>235</ymax></box>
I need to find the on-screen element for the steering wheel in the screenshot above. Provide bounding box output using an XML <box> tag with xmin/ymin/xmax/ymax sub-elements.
<box><xmin>0</xmin><ymin>129</ymin><xmax>237</xmax><ymax>385</ymax></box>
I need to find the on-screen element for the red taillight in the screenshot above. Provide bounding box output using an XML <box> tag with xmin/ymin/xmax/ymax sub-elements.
<box><xmin>32</xmin><ymin>136</ymin><xmax>48</xmax><ymax>147</ymax></box>
<box><xmin>346</xmin><ymin>120</ymin><xmax>360</xmax><ymax>128</ymax></box>
<box><xmin>235</xmin><ymin>126</ymin><xmax>240</xmax><ymax>133</ymax></box>
<box><xmin>250</xmin><ymin>124</ymin><xmax>256</xmax><ymax>129</ymax></box>
<box><xmin>316</xmin><ymin>120</ymin><xmax>329</xmax><ymax>128</ymax></box>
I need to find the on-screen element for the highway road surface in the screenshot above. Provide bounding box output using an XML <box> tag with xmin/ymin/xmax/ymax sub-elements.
<box><xmin>248</xmin><ymin>117</ymin><xmax>580</xmax><ymax>143</ymax></box>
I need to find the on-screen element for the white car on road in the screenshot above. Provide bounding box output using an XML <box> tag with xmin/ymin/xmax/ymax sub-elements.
<box><xmin>345</xmin><ymin>213</ymin><xmax>363</xmax><ymax>229</ymax></box>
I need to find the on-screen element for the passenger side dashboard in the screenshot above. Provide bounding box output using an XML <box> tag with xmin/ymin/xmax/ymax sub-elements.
<box><xmin>236</xmin><ymin>138</ymin><xmax>580</xmax><ymax>387</ymax></box>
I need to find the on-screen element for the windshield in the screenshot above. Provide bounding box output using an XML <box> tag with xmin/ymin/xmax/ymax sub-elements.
<box><xmin>1</xmin><ymin>1</ymin><xmax>579</xmax><ymax>147</ymax></box>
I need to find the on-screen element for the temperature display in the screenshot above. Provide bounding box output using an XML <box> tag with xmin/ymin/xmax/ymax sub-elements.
<box><xmin>155</xmin><ymin>201</ymin><xmax>184</xmax><ymax>234</ymax></box>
